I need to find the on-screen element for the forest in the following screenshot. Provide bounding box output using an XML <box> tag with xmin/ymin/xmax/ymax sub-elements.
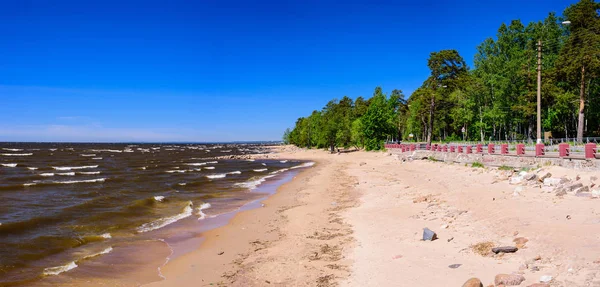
<box><xmin>284</xmin><ymin>0</ymin><xmax>600</xmax><ymax>151</ymax></box>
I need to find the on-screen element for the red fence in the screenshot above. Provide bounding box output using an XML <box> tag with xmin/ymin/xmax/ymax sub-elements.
<box><xmin>384</xmin><ymin>143</ymin><xmax>598</xmax><ymax>159</ymax></box>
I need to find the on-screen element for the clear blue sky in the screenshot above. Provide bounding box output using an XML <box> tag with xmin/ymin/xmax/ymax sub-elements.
<box><xmin>0</xmin><ymin>0</ymin><xmax>573</xmax><ymax>142</ymax></box>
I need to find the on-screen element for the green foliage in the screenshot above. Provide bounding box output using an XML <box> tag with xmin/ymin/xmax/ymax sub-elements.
<box><xmin>472</xmin><ymin>162</ymin><xmax>485</xmax><ymax>168</ymax></box>
<box><xmin>498</xmin><ymin>165</ymin><xmax>514</xmax><ymax>171</ymax></box>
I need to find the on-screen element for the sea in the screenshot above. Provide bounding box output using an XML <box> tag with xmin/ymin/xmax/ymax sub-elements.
<box><xmin>0</xmin><ymin>142</ymin><xmax>312</xmax><ymax>286</ymax></box>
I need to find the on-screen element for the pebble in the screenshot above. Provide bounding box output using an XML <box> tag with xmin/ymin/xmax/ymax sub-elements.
<box><xmin>495</xmin><ymin>274</ymin><xmax>525</xmax><ymax>286</ymax></box>
<box><xmin>492</xmin><ymin>246</ymin><xmax>519</xmax><ymax>254</ymax></box>
<box><xmin>422</xmin><ymin>227</ymin><xmax>437</xmax><ymax>241</ymax></box>
<box><xmin>448</xmin><ymin>263</ymin><xmax>462</xmax><ymax>269</ymax></box>
<box><xmin>461</xmin><ymin>277</ymin><xmax>483</xmax><ymax>287</ymax></box>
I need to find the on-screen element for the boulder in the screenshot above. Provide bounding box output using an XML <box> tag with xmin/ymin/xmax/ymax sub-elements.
<box><xmin>567</xmin><ymin>182</ymin><xmax>584</xmax><ymax>192</ymax></box>
<box><xmin>461</xmin><ymin>278</ymin><xmax>483</xmax><ymax>287</ymax></box>
<box><xmin>555</xmin><ymin>189</ymin><xmax>567</xmax><ymax>196</ymax></box>
<box><xmin>495</xmin><ymin>274</ymin><xmax>526</xmax><ymax>286</ymax></box>
<box><xmin>543</xmin><ymin>177</ymin><xmax>568</xmax><ymax>186</ymax></box>
<box><xmin>422</xmin><ymin>227</ymin><xmax>437</xmax><ymax>241</ymax></box>
<box><xmin>492</xmin><ymin>246</ymin><xmax>519</xmax><ymax>254</ymax></box>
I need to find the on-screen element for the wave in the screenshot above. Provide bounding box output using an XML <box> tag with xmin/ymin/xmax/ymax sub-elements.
<box><xmin>165</xmin><ymin>170</ymin><xmax>186</xmax><ymax>173</ymax></box>
<box><xmin>49</xmin><ymin>148</ymin><xmax>57</xmax><ymax>151</ymax></box>
<box><xmin>228</xmin><ymin>171</ymin><xmax>241</xmax><ymax>175</ymax></box>
<box><xmin>23</xmin><ymin>183</ymin><xmax>36</xmax><ymax>187</ymax></box>
<box><xmin>197</xmin><ymin>202</ymin><xmax>211</xmax><ymax>220</ymax></box>
<box><xmin>79</xmin><ymin>171</ymin><xmax>101</xmax><ymax>175</ymax></box>
<box><xmin>41</xmin><ymin>173</ymin><xmax>54</xmax><ymax>177</ymax></box>
<box><xmin>178</xmin><ymin>183</ymin><xmax>186</xmax><ymax>186</ymax></box>
<box><xmin>1</xmin><ymin>163</ymin><xmax>17</xmax><ymax>167</ymax></box>
<box><xmin>91</xmin><ymin>149</ymin><xmax>122</xmax><ymax>153</ymax></box>
<box><xmin>204</xmin><ymin>166</ymin><xmax>215</xmax><ymax>170</ymax></box>
<box><xmin>52</xmin><ymin>165</ymin><xmax>98</xmax><ymax>171</ymax></box>
<box><xmin>206</xmin><ymin>174</ymin><xmax>226</xmax><ymax>179</ymax></box>
<box><xmin>83</xmin><ymin>246</ymin><xmax>113</xmax><ymax>260</ymax></box>
<box><xmin>153</xmin><ymin>196</ymin><xmax>165</xmax><ymax>202</ymax></box>
<box><xmin>57</xmin><ymin>172</ymin><xmax>75</xmax><ymax>176</ymax></box>
<box><xmin>27</xmin><ymin>167</ymin><xmax>38</xmax><ymax>170</ymax></box>
<box><xmin>80</xmin><ymin>154</ymin><xmax>96</xmax><ymax>157</ymax></box>
<box><xmin>234</xmin><ymin>174</ymin><xmax>275</xmax><ymax>190</ymax></box>
<box><xmin>280</xmin><ymin>160</ymin><xmax>288</xmax><ymax>163</ymax></box>
<box><xmin>2</xmin><ymin>148</ymin><xmax>23</xmax><ymax>151</ymax></box>
<box><xmin>261</xmin><ymin>163</ymin><xmax>267</xmax><ymax>166</ymax></box>
<box><xmin>43</xmin><ymin>261</ymin><xmax>78</xmax><ymax>276</ymax></box>
<box><xmin>253</xmin><ymin>168</ymin><xmax>267</xmax><ymax>172</ymax></box>
<box><xmin>24</xmin><ymin>178</ymin><xmax>106</xmax><ymax>186</ymax></box>
<box><xmin>2</xmin><ymin>153</ymin><xmax>32</xmax><ymax>156</ymax></box>
<box><xmin>136</xmin><ymin>201</ymin><xmax>193</xmax><ymax>232</ymax></box>
<box><xmin>290</xmin><ymin>162</ymin><xmax>315</xmax><ymax>169</ymax></box>
<box><xmin>92</xmin><ymin>157</ymin><xmax>103</xmax><ymax>160</ymax></box>
<box><xmin>246</xmin><ymin>159</ymin><xmax>255</xmax><ymax>162</ymax></box>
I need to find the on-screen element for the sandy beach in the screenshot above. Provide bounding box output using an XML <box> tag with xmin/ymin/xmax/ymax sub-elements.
<box><xmin>147</xmin><ymin>146</ymin><xmax>600</xmax><ymax>287</ymax></box>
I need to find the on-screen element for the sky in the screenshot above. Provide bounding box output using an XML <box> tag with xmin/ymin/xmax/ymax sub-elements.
<box><xmin>0</xmin><ymin>0</ymin><xmax>575</xmax><ymax>142</ymax></box>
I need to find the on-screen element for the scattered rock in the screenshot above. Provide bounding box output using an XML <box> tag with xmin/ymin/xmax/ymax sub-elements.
<box><xmin>447</xmin><ymin>237</ymin><xmax>454</xmax><ymax>242</ymax></box>
<box><xmin>492</xmin><ymin>246</ymin><xmax>519</xmax><ymax>254</ymax></box>
<box><xmin>544</xmin><ymin>177</ymin><xmax>568</xmax><ymax>186</ymax></box>
<box><xmin>513</xmin><ymin>231</ymin><xmax>519</xmax><ymax>236</ymax></box>
<box><xmin>591</xmin><ymin>176</ymin><xmax>598</xmax><ymax>182</ymax></box>
<box><xmin>448</xmin><ymin>263</ymin><xmax>462</xmax><ymax>269</ymax></box>
<box><xmin>461</xmin><ymin>278</ymin><xmax>483</xmax><ymax>287</ymax></box>
<box><xmin>441</xmin><ymin>224</ymin><xmax>449</xmax><ymax>229</ymax></box>
<box><xmin>413</xmin><ymin>196</ymin><xmax>429</xmax><ymax>203</ymax></box>
<box><xmin>495</xmin><ymin>274</ymin><xmax>526</xmax><ymax>286</ymax></box>
<box><xmin>513</xmin><ymin>237</ymin><xmax>529</xmax><ymax>248</ymax></box>
<box><xmin>539</xmin><ymin>173</ymin><xmax>552</xmax><ymax>182</ymax></box>
<box><xmin>567</xmin><ymin>182</ymin><xmax>584</xmax><ymax>192</ymax></box>
<box><xmin>218</xmin><ymin>251</ymin><xmax>224</xmax><ymax>255</ymax></box>
<box><xmin>539</xmin><ymin>275</ymin><xmax>553</xmax><ymax>283</ymax></box>
<box><xmin>359</xmin><ymin>162</ymin><xmax>367</xmax><ymax>166</ymax></box>
<box><xmin>523</xmin><ymin>173</ymin><xmax>537</xmax><ymax>181</ymax></box>
<box><xmin>510</xmin><ymin>176</ymin><xmax>524</xmax><ymax>185</ymax></box>
<box><xmin>592</xmin><ymin>189</ymin><xmax>600</xmax><ymax>198</ymax></box>
<box><xmin>575</xmin><ymin>186</ymin><xmax>590</xmax><ymax>193</ymax></box>
<box><xmin>555</xmin><ymin>189</ymin><xmax>567</xmax><ymax>196</ymax></box>
<box><xmin>422</xmin><ymin>228</ymin><xmax>437</xmax><ymax>241</ymax></box>
<box><xmin>541</xmin><ymin>186</ymin><xmax>555</xmax><ymax>193</ymax></box>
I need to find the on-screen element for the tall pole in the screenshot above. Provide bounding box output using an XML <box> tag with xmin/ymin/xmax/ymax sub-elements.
<box><xmin>536</xmin><ymin>40</ymin><xmax>542</xmax><ymax>144</ymax></box>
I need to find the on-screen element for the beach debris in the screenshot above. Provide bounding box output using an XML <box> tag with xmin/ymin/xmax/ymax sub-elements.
<box><xmin>448</xmin><ymin>263</ymin><xmax>462</xmax><ymax>269</ymax></box>
<box><xmin>513</xmin><ymin>237</ymin><xmax>529</xmax><ymax>248</ymax></box>
<box><xmin>566</xmin><ymin>215</ymin><xmax>571</xmax><ymax>220</ymax></box>
<box><xmin>218</xmin><ymin>251</ymin><xmax>224</xmax><ymax>255</ymax></box>
<box><xmin>539</xmin><ymin>275</ymin><xmax>553</xmax><ymax>283</ymax></box>
<box><xmin>494</xmin><ymin>274</ymin><xmax>525</xmax><ymax>286</ymax></box>
<box><xmin>461</xmin><ymin>277</ymin><xmax>483</xmax><ymax>287</ymax></box>
<box><xmin>492</xmin><ymin>246</ymin><xmax>518</xmax><ymax>254</ymax></box>
<box><xmin>422</xmin><ymin>227</ymin><xmax>437</xmax><ymax>241</ymax></box>
<box><xmin>471</xmin><ymin>241</ymin><xmax>495</xmax><ymax>256</ymax></box>
<box><xmin>447</xmin><ymin>237</ymin><xmax>454</xmax><ymax>242</ymax></box>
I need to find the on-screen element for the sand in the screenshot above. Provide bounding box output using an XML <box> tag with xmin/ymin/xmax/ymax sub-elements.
<box><xmin>148</xmin><ymin>146</ymin><xmax>600</xmax><ymax>287</ymax></box>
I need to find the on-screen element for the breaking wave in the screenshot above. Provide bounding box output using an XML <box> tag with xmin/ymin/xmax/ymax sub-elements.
<box><xmin>2</xmin><ymin>153</ymin><xmax>32</xmax><ymax>156</ymax></box>
<box><xmin>253</xmin><ymin>168</ymin><xmax>267</xmax><ymax>172</ymax></box>
<box><xmin>196</xmin><ymin>202</ymin><xmax>211</xmax><ymax>220</ymax></box>
<box><xmin>43</xmin><ymin>261</ymin><xmax>77</xmax><ymax>276</ymax></box>
<box><xmin>1</xmin><ymin>163</ymin><xmax>17</xmax><ymax>167</ymax></box>
<box><xmin>52</xmin><ymin>165</ymin><xmax>98</xmax><ymax>171</ymax></box>
<box><xmin>136</xmin><ymin>201</ymin><xmax>193</xmax><ymax>232</ymax></box>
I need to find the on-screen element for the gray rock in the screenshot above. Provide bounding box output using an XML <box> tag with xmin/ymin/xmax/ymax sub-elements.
<box><xmin>448</xmin><ymin>263</ymin><xmax>462</xmax><ymax>269</ymax></box>
<box><xmin>492</xmin><ymin>246</ymin><xmax>518</xmax><ymax>254</ymax></box>
<box><xmin>556</xmin><ymin>189</ymin><xmax>567</xmax><ymax>196</ymax></box>
<box><xmin>591</xmin><ymin>176</ymin><xmax>598</xmax><ymax>182</ymax></box>
<box><xmin>422</xmin><ymin>227</ymin><xmax>437</xmax><ymax>241</ymax></box>
<box><xmin>567</xmin><ymin>182</ymin><xmax>584</xmax><ymax>192</ymax></box>
<box><xmin>524</xmin><ymin>173</ymin><xmax>537</xmax><ymax>181</ymax></box>
<box><xmin>575</xmin><ymin>186</ymin><xmax>590</xmax><ymax>193</ymax></box>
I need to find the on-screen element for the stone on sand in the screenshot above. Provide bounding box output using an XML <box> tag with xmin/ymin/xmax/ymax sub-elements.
<box><xmin>495</xmin><ymin>274</ymin><xmax>525</xmax><ymax>286</ymax></box>
<box><xmin>461</xmin><ymin>277</ymin><xmax>483</xmax><ymax>287</ymax></box>
<box><xmin>492</xmin><ymin>246</ymin><xmax>519</xmax><ymax>254</ymax></box>
<box><xmin>422</xmin><ymin>227</ymin><xmax>437</xmax><ymax>241</ymax></box>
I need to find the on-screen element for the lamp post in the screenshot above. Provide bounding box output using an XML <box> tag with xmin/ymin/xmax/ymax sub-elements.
<box><xmin>537</xmin><ymin>20</ymin><xmax>570</xmax><ymax>144</ymax></box>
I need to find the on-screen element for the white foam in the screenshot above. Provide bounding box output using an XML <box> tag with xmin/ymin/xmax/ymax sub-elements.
<box><xmin>27</xmin><ymin>167</ymin><xmax>38</xmax><ymax>170</ymax></box>
<box><xmin>290</xmin><ymin>162</ymin><xmax>315</xmax><ymax>169</ymax></box>
<box><xmin>43</xmin><ymin>261</ymin><xmax>78</xmax><ymax>276</ymax></box>
<box><xmin>165</xmin><ymin>170</ymin><xmax>186</xmax><ymax>173</ymax></box>
<box><xmin>261</xmin><ymin>163</ymin><xmax>267</xmax><ymax>166</ymax></box>
<box><xmin>228</xmin><ymin>171</ymin><xmax>241</xmax><ymax>175</ymax></box>
<box><xmin>100</xmin><ymin>233</ymin><xmax>111</xmax><ymax>239</ymax></box>
<box><xmin>246</xmin><ymin>159</ymin><xmax>255</xmax><ymax>162</ymax></box>
<box><xmin>234</xmin><ymin>175</ymin><xmax>276</xmax><ymax>190</ymax></box>
<box><xmin>57</xmin><ymin>172</ymin><xmax>75</xmax><ymax>176</ymax></box>
<box><xmin>253</xmin><ymin>168</ymin><xmax>267</xmax><ymax>172</ymax></box>
<box><xmin>49</xmin><ymin>149</ymin><xmax>57</xmax><ymax>151</ymax></box>
<box><xmin>91</xmin><ymin>149</ymin><xmax>122</xmax><ymax>153</ymax></box>
<box><xmin>41</xmin><ymin>173</ymin><xmax>55</xmax><ymax>177</ymax></box>
<box><xmin>2</xmin><ymin>148</ymin><xmax>23</xmax><ymax>151</ymax></box>
<box><xmin>1</xmin><ymin>163</ymin><xmax>17</xmax><ymax>167</ymax></box>
<box><xmin>197</xmin><ymin>202</ymin><xmax>211</xmax><ymax>220</ymax></box>
<box><xmin>280</xmin><ymin>160</ymin><xmax>288</xmax><ymax>163</ymax></box>
<box><xmin>1</xmin><ymin>153</ymin><xmax>32</xmax><ymax>156</ymax></box>
<box><xmin>136</xmin><ymin>202</ymin><xmax>193</xmax><ymax>232</ymax></box>
<box><xmin>204</xmin><ymin>166</ymin><xmax>215</xmax><ymax>170</ymax></box>
<box><xmin>23</xmin><ymin>183</ymin><xmax>37</xmax><ymax>187</ymax></box>
<box><xmin>178</xmin><ymin>183</ymin><xmax>186</xmax><ymax>186</ymax></box>
<box><xmin>139</xmin><ymin>166</ymin><xmax>147</xmax><ymax>170</ymax></box>
<box><xmin>206</xmin><ymin>174</ymin><xmax>226</xmax><ymax>179</ymax></box>
<box><xmin>92</xmin><ymin>157</ymin><xmax>103</xmax><ymax>160</ymax></box>
<box><xmin>80</xmin><ymin>154</ymin><xmax>96</xmax><ymax>157</ymax></box>
<box><xmin>47</xmin><ymin>178</ymin><xmax>106</xmax><ymax>185</ymax></box>
<box><xmin>154</xmin><ymin>196</ymin><xmax>165</xmax><ymax>202</ymax></box>
<box><xmin>83</xmin><ymin>247</ymin><xmax>113</xmax><ymax>260</ymax></box>
<box><xmin>79</xmin><ymin>171</ymin><xmax>101</xmax><ymax>175</ymax></box>
<box><xmin>52</xmin><ymin>165</ymin><xmax>98</xmax><ymax>171</ymax></box>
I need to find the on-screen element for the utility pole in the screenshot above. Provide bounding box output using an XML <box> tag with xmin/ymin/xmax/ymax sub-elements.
<box><xmin>536</xmin><ymin>40</ymin><xmax>542</xmax><ymax>144</ymax></box>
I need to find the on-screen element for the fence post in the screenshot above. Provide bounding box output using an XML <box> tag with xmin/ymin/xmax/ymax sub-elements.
<box><xmin>450</xmin><ymin>146</ymin><xmax>455</xmax><ymax>153</ymax></box>
<box><xmin>535</xmin><ymin>143</ymin><xmax>545</xmax><ymax>157</ymax></box>
<box><xmin>458</xmin><ymin>146</ymin><xmax>463</xmax><ymax>153</ymax></box>
<box><xmin>585</xmin><ymin>143</ymin><xmax>596</xmax><ymax>159</ymax></box>
<box><xmin>488</xmin><ymin>144</ymin><xmax>495</xmax><ymax>154</ymax></box>
<box><xmin>476</xmin><ymin>144</ymin><xmax>482</xmax><ymax>153</ymax></box>
<box><xmin>443</xmin><ymin>145</ymin><xmax>448</xmax><ymax>152</ymax></box>
<box><xmin>559</xmin><ymin>143</ymin><xmax>569</xmax><ymax>158</ymax></box>
<box><xmin>516</xmin><ymin>144</ymin><xmax>525</xmax><ymax>156</ymax></box>
<box><xmin>466</xmin><ymin>146</ymin><xmax>472</xmax><ymax>154</ymax></box>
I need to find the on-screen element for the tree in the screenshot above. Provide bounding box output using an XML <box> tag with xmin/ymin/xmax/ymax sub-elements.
<box><xmin>558</xmin><ymin>0</ymin><xmax>600</xmax><ymax>142</ymax></box>
<box><xmin>282</xmin><ymin>128</ymin><xmax>291</xmax><ymax>144</ymax></box>
<box><xmin>426</xmin><ymin>50</ymin><xmax>468</xmax><ymax>145</ymax></box>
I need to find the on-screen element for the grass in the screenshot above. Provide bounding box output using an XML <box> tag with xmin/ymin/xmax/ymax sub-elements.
<box><xmin>498</xmin><ymin>165</ymin><xmax>513</xmax><ymax>171</ymax></box>
<box><xmin>471</xmin><ymin>161</ymin><xmax>484</xmax><ymax>168</ymax></box>
<box><xmin>471</xmin><ymin>241</ymin><xmax>495</xmax><ymax>256</ymax></box>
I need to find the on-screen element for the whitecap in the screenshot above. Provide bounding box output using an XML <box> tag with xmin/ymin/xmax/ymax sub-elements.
<box><xmin>79</xmin><ymin>171</ymin><xmax>101</xmax><ymax>175</ymax></box>
<box><xmin>83</xmin><ymin>247</ymin><xmax>113</xmax><ymax>259</ymax></box>
<box><xmin>23</xmin><ymin>182</ymin><xmax>37</xmax><ymax>187</ymax></box>
<box><xmin>234</xmin><ymin>175</ymin><xmax>276</xmax><ymax>190</ymax></box>
<box><xmin>52</xmin><ymin>165</ymin><xmax>98</xmax><ymax>171</ymax></box>
<box><xmin>27</xmin><ymin>167</ymin><xmax>38</xmax><ymax>170</ymax></box>
<box><xmin>136</xmin><ymin>202</ymin><xmax>193</xmax><ymax>232</ymax></box>
<box><xmin>92</xmin><ymin>157</ymin><xmax>103</xmax><ymax>160</ymax></box>
<box><xmin>100</xmin><ymin>233</ymin><xmax>111</xmax><ymax>239</ymax></box>
<box><xmin>261</xmin><ymin>163</ymin><xmax>267</xmax><ymax>166</ymax></box>
<box><xmin>80</xmin><ymin>154</ymin><xmax>96</xmax><ymax>157</ymax></box>
<box><xmin>290</xmin><ymin>162</ymin><xmax>315</xmax><ymax>169</ymax></box>
<box><xmin>203</xmin><ymin>166</ymin><xmax>215</xmax><ymax>170</ymax></box>
<box><xmin>228</xmin><ymin>171</ymin><xmax>241</xmax><ymax>175</ymax></box>
<box><xmin>165</xmin><ymin>170</ymin><xmax>186</xmax><ymax>173</ymax></box>
<box><xmin>57</xmin><ymin>172</ymin><xmax>75</xmax><ymax>176</ymax></box>
<box><xmin>2</xmin><ymin>153</ymin><xmax>32</xmax><ymax>156</ymax></box>
<box><xmin>253</xmin><ymin>168</ymin><xmax>267</xmax><ymax>172</ymax></box>
<box><xmin>154</xmin><ymin>196</ymin><xmax>165</xmax><ymax>202</ymax></box>
<box><xmin>1</xmin><ymin>163</ymin><xmax>17</xmax><ymax>167</ymax></box>
<box><xmin>246</xmin><ymin>159</ymin><xmax>255</xmax><ymax>162</ymax></box>
<box><xmin>280</xmin><ymin>160</ymin><xmax>288</xmax><ymax>163</ymax></box>
<box><xmin>206</xmin><ymin>174</ymin><xmax>226</xmax><ymax>179</ymax></box>
<box><xmin>43</xmin><ymin>261</ymin><xmax>77</xmax><ymax>276</ymax></box>
<box><xmin>178</xmin><ymin>183</ymin><xmax>186</xmax><ymax>186</ymax></box>
<box><xmin>48</xmin><ymin>178</ymin><xmax>106</xmax><ymax>185</ymax></box>
<box><xmin>2</xmin><ymin>148</ymin><xmax>23</xmax><ymax>151</ymax></box>
<box><xmin>197</xmin><ymin>202</ymin><xmax>211</xmax><ymax>220</ymax></box>
<box><xmin>40</xmin><ymin>173</ymin><xmax>55</xmax><ymax>177</ymax></box>
<box><xmin>49</xmin><ymin>149</ymin><xmax>57</xmax><ymax>151</ymax></box>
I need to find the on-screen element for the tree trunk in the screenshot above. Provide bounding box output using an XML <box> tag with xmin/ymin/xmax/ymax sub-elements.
<box><xmin>577</xmin><ymin>65</ymin><xmax>586</xmax><ymax>143</ymax></box>
<box><xmin>427</xmin><ymin>95</ymin><xmax>435</xmax><ymax>146</ymax></box>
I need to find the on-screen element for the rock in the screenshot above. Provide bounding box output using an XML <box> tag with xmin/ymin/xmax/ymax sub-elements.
<box><xmin>513</xmin><ymin>237</ymin><xmax>529</xmax><ymax>248</ymax></box>
<box><xmin>592</xmin><ymin>189</ymin><xmax>600</xmax><ymax>198</ymax></box>
<box><xmin>422</xmin><ymin>227</ymin><xmax>437</xmax><ymax>241</ymax></box>
<box><xmin>539</xmin><ymin>275</ymin><xmax>552</xmax><ymax>282</ymax></box>
<box><xmin>523</xmin><ymin>173</ymin><xmax>537</xmax><ymax>181</ymax></box>
<box><xmin>575</xmin><ymin>186</ymin><xmax>590</xmax><ymax>193</ymax></box>
<box><xmin>555</xmin><ymin>189</ymin><xmax>567</xmax><ymax>196</ymax></box>
<box><xmin>461</xmin><ymin>278</ymin><xmax>483</xmax><ymax>287</ymax></box>
<box><xmin>544</xmin><ymin>177</ymin><xmax>568</xmax><ymax>186</ymax></box>
<box><xmin>359</xmin><ymin>162</ymin><xmax>367</xmax><ymax>166</ymax></box>
<box><xmin>413</xmin><ymin>196</ymin><xmax>429</xmax><ymax>203</ymax></box>
<box><xmin>539</xmin><ymin>173</ymin><xmax>552</xmax><ymax>182</ymax></box>
<box><xmin>448</xmin><ymin>263</ymin><xmax>462</xmax><ymax>269</ymax></box>
<box><xmin>566</xmin><ymin>215</ymin><xmax>571</xmax><ymax>220</ymax></box>
<box><xmin>495</xmin><ymin>274</ymin><xmax>526</xmax><ymax>286</ymax></box>
<box><xmin>492</xmin><ymin>246</ymin><xmax>519</xmax><ymax>254</ymax></box>
<box><xmin>447</xmin><ymin>237</ymin><xmax>454</xmax><ymax>242</ymax></box>
<box><xmin>567</xmin><ymin>182</ymin><xmax>584</xmax><ymax>192</ymax></box>
<box><xmin>591</xmin><ymin>176</ymin><xmax>598</xmax><ymax>182</ymax></box>
<box><xmin>510</xmin><ymin>176</ymin><xmax>524</xmax><ymax>185</ymax></box>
